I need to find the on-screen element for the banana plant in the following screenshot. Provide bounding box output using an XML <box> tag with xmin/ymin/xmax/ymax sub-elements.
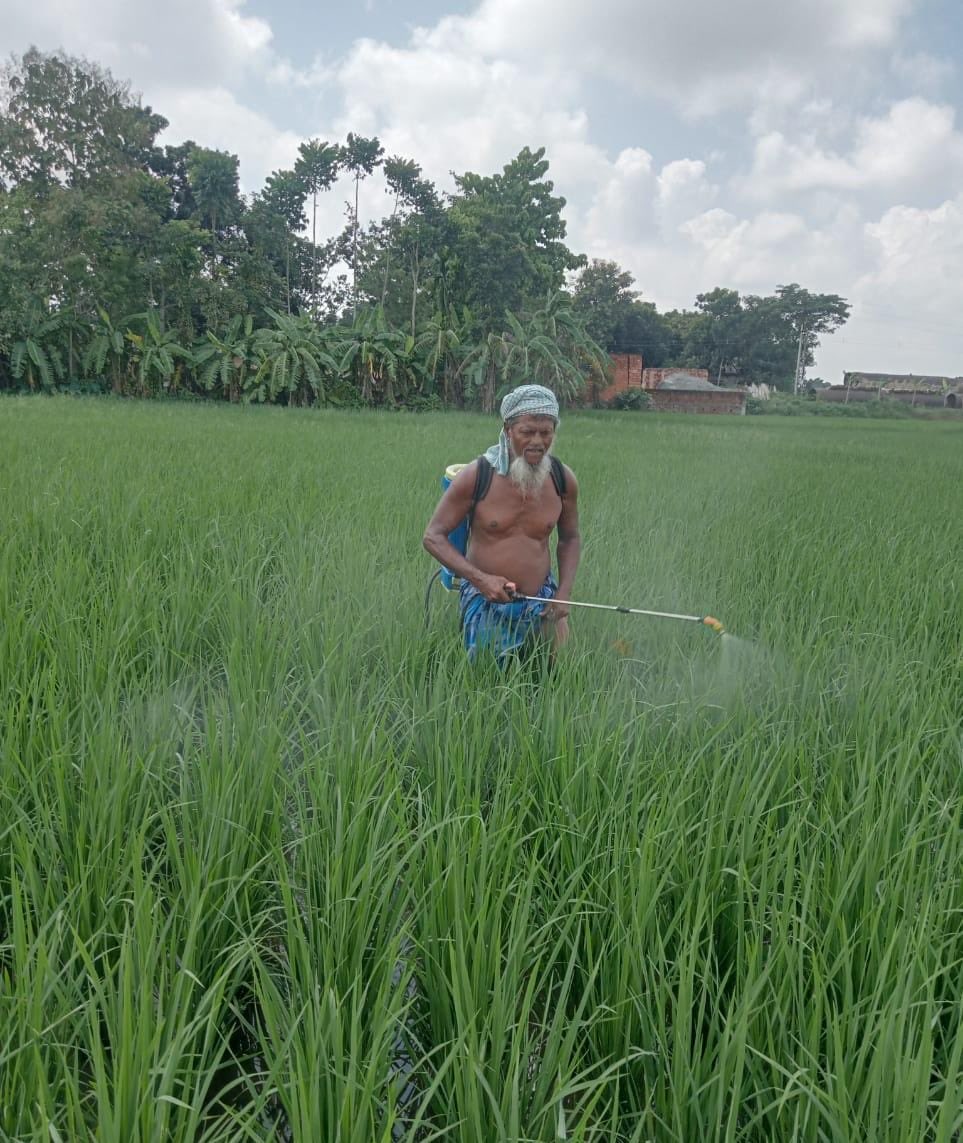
<box><xmin>83</xmin><ymin>307</ymin><xmax>129</xmax><ymax>394</ymax></box>
<box><xmin>125</xmin><ymin>313</ymin><xmax>192</xmax><ymax>396</ymax></box>
<box><xmin>251</xmin><ymin>310</ymin><xmax>338</xmax><ymax>406</ymax></box>
<box><xmin>10</xmin><ymin>308</ymin><xmax>65</xmax><ymax>391</ymax></box>
<box><xmin>194</xmin><ymin>314</ymin><xmax>256</xmax><ymax>402</ymax></box>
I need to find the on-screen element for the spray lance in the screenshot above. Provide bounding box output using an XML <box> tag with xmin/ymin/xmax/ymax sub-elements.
<box><xmin>506</xmin><ymin>585</ymin><xmax>727</xmax><ymax>636</ymax></box>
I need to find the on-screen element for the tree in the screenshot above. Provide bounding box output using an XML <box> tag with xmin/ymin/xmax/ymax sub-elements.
<box><xmin>772</xmin><ymin>283</ymin><xmax>851</xmax><ymax>392</ymax></box>
<box><xmin>125</xmin><ymin>312</ymin><xmax>191</xmax><ymax>395</ymax></box>
<box><xmin>82</xmin><ymin>306</ymin><xmax>129</xmax><ymax>393</ymax></box>
<box><xmin>340</xmin><ymin>133</ymin><xmax>384</xmax><ymax>317</ymax></box>
<box><xmin>335</xmin><ymin>306</ymin><xmax>419</xmax><ymax>406</ymax></box>
<box><xmin>690</xmin><ymin>287</ymin><xmax>744</xmax><ymax>383</ymax></box>
<box><xmin>293</xmin><ymin>140</ymin><xmax>340</xmax><ymax>314</ymax></box>
<box><xmin>0</xmin><ymin>47</ymin><xmax>166</xmax><ymax>192</ymax></box>
<box><xmin>9</xmin><ymin>307</ymin><xmax>65</xmax><ymax>390</ymax></box>
<box><xmin>501</xmin><ymin>291</ymin><xmax>608</xmax><ymax>402</ymax></box>
<box><xmin>571</xmin><ymin>259</ymin><xmax>672</xmax><ymax>362</ymax></box>
<box><xmin>447</xmin><ymin>147</ymin><xmax>584</xmax><ymax>335</ymax></box>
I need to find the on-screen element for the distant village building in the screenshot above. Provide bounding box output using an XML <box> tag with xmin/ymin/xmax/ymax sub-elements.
<box><xmin>825</xmin><ymin>372</ymin><xmax>963</xmax><ymax>409</ymax></box>
<box><xmin>596</xmin><ymin>354</ymin><xmax>746</xmax><ymax>414</ymax></box>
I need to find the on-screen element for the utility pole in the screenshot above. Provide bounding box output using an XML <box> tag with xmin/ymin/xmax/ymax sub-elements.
<box><xmin>793</xmin><ymin>324</ymin><xmax>807</xmax><ymax>395</ymax></box>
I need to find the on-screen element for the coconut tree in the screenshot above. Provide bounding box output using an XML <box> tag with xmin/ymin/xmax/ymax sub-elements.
<box><xmin>293</xmin><ymin>140</ymin><xmax>340</xmax><ymax>315</ymax></box>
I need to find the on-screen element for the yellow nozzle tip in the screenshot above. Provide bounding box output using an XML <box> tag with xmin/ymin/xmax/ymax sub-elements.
<box><xmin>703</xmin><ymin>616</ymin><xmax>726</xmax><ymax>634</ymax></box>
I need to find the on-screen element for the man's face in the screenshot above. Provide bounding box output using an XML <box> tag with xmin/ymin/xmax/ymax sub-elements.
<box><xmin>505</xmin><ymin>414</ymin><xmax>556</xmax><ymax>466</ymax></box>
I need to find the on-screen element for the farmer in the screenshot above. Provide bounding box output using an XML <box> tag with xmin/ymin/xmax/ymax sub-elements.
<box><xmin>423</xmin><ymin>384</ymin><xmax>580</xmax><ymax>663</ymax></box>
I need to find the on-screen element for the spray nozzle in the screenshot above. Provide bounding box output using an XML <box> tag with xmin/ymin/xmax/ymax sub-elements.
<box><xmin>702</xmin><ymin>616</ymin><xmax>726</xmax><ymax>635</ymax></box>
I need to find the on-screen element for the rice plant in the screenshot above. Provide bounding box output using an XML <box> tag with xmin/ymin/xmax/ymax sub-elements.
<box><xmin>1</xmin><ymin>397</ymin><xmax>960</xmax><ymax>1141</ymax></box>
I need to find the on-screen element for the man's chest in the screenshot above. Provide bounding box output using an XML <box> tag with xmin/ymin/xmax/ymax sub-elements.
<box><xmin>473</xmin><ymin>480</ymin><xmax>561</xmax><ymax>539</ymax></box>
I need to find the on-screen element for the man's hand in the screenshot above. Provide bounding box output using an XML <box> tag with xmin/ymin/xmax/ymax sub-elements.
<box><xmin>472</xmin><ymin>573</ymin><xmax>517</xmax><ymax>603</ymax></box>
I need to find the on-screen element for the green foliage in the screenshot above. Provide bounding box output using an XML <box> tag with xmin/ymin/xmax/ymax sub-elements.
<box><xmin>609</xmin><ymin>387</ymin><xmax>651</xmax><ymax>410</ymax></box>
<box><xmin>448</xmin><ymin>147</ymin><xmax>584</xmax><ymax>333</ymax></box>
<box><xmin>0</xmin><ymin>48</ymin><xmax>855</xmax><ymax>413</ymax></box>
<box><xmin>125</xmin><ymin>312</ymin><xmax>192</xmax><ymax>395</ymax></box>
<box><xmin>751</xmin><ymin>392</ymin><xmax>926</xmax><ymax>418</ymax></box>
<box><xmin>251</xmin><ymin>310</ymin><xmax>337</xmax><ymax>405</ymax></box>
<box><xmin>571</xmin><ymin>258</ymin><xmax>672</xmax><ymax>362</ymax></box>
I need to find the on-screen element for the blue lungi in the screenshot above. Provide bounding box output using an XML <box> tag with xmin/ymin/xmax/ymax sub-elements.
<box><xmin>459</xmin><ymin>573</ymin><xmax>557</xmax><ymax>665</ymax></box>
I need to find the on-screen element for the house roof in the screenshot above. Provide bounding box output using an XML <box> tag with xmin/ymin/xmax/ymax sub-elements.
<box><xmin>657</xmin><ymin>372</ymin><xmax>721</xmax><ymax>391</ymax></box>
<box><xmin>842</xmin><ymin>371</ymin><xmax>963</xmax><ymax>393</ymax></box>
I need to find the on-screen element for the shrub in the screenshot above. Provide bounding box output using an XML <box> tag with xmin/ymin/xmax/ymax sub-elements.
<box><xmin>608</xmin><ymin>388</ymin><xmax>651</xmax><ymax>411</ymax></box>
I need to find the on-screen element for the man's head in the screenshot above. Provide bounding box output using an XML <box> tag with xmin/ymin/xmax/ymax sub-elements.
<box><xmin>485</xmin><ymin>384</ymin><xmax>560</xmax><ymax>479</ymax></box>
<box><xmin>499</xmin><ymin>385</ymin><xmax>559</xmax><ymax>490</ymax></box>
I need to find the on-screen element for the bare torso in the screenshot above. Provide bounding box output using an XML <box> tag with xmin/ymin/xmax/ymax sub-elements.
<box><xmin>467</xmin><ymin>472</ymin><xmax>562</xmax><ymax>595</ymax></box>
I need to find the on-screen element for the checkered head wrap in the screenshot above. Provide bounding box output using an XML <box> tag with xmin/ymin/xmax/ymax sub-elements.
<box><xmin>483</xmin><ymin>385</ymin><xmax>560</xmax><ymax>476</ymax></box>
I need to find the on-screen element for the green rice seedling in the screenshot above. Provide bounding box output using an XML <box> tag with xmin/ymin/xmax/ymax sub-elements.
<box><xmin>1</xmin><ymin>397</ymin><xmax>960</xmax><ymax>1140</ymax></box>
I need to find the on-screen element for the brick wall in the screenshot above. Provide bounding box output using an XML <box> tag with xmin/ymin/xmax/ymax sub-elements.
<box><xmin>649</xmin><ymin>389</ymin><xmax>746</xmax><ymax>415</ymax></box>
<box><xmin>594</xmin><ymin>353</ymin><xmax>643</xmax><ymax>403</ymax></box>
<box><xmin>642</xmin><ymin>367</ymin><xmax>709</xmax><ymax>390</ymax></box>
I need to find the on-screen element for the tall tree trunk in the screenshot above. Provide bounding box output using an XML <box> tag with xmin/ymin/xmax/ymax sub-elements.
<box><xmin>311</xmin><ymin>189</ymin><xmax>318</xmax><ymax>315</ymax></box>
<box><xmin>353</xmin><ymin>175</ymin><xmax>360</xmax><ymax>320</ymax></box>
<box><xmin>409</xmin><ymin>243</ymin><xmax>420</xmax><ymax>338</ymax></box>
<box><xmin>285</xmin><ymin>239</ymin><xmax>291</xmax><ymax>316</ymax></box>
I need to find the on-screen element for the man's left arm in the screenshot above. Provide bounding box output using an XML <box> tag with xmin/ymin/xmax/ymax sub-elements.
<box><xmin>553</xmin><ymin>468</ymin><xmax>580</xmax><ymax>619</ymax></box>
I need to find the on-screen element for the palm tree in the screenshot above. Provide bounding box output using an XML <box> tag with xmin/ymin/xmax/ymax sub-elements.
<box><xmin>294</xmin><ymin>140</ymin><xmax>340</xmax><ymax>315</ymax></box>
<box><xmin>341</xmin><ymin>133</ymin><xmax>384</xmax><ymax>318</ymax></box>
<box><xmin>251</xmin><ymin>310</ymin><xmax>338</xmax><ymax>406</ymax></box>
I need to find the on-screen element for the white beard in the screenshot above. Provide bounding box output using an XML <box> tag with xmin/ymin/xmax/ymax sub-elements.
<box><xmin>509</xmin><ymin>451</ymin><xmax>552</xmax><ymax>497</ymax></box>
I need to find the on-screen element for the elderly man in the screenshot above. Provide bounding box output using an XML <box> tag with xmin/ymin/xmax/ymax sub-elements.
<box><xmin>423</xmin><ymin>384</ymin><xmax>580</xmax><ymax>663</ymax></box>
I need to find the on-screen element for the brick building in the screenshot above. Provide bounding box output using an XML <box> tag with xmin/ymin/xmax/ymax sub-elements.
<box><xmin>592</xmin><ymin>356</ymin><xmax>745</xmax><ymax>414</ymax></box>
<box><xmin>648</xmin><ymin>372</ymin><xmax>746</xmax><ymax>415</ymax></box>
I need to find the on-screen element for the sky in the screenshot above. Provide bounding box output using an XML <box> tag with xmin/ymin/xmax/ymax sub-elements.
<box><xmin>3</xmin><ymin>0</ymin><xmax>963</xmax><ymax>382</ymax></box>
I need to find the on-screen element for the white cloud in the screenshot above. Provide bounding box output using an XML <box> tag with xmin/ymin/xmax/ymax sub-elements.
<box><xmin>0</xmin><ymin>0</ymin><xmax>273</xmax><ymax>90</ymax></box>
<box><xmin>157</xmin><ymin>87</ymin><xmax>302</xmax><ymax>190</ymax></box>
<box><xmin>416</xmin><ymin>0</ymin><xmax>915</xmax><ymax>115</ymax></box>
<box><xmin>744</xmin><ymin>98</ymin><xmax>963</xmax><ymax>198</ymax></box>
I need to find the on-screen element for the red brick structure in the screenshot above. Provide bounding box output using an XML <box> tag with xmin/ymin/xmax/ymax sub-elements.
<box><xmin>649</xmin><ymin>388</ymin><xmax>746</xmax><ymax>414</ymax></box>
<box><xmin>588</xmin><ymin>358</ymin><xmax>745</xmax><ymax>413</ymax></box>
<box><xmin>594</xmin><ymin>353</ymin><xmax>643</xmax><ymax>403</ymax></box>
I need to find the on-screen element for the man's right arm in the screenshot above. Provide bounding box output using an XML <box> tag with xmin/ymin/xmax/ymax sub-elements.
<box><xmin>423</xmin><ymin>464</ymin><xmax>516</xmax><ymax>603</ymax></box>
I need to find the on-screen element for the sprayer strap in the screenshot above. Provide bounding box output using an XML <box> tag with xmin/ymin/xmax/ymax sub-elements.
<box><xmin>468</xmin><ymin>455</ymin><xmax>566</xmax><ymax>527</ymax></box>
